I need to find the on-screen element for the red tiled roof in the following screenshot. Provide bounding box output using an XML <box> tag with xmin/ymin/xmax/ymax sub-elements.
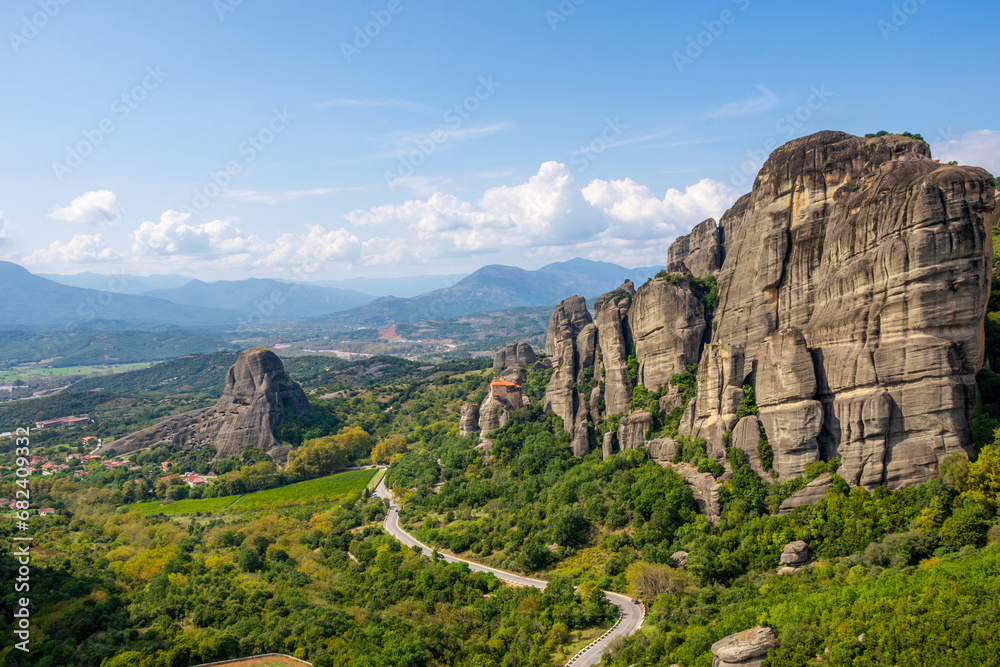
<box><xmin>490</xmin><ymin>381</ymin><xmax>521</xmax><ymax>388</ymax></box>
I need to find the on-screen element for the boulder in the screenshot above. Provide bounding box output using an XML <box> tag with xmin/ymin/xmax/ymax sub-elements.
<box><xmin>459</xmin><ymin>403</ymin><xmax>480</xmax><ymax>438</ymax></box>
<box><xmin>668</xmin><ymin>217</ymin><xmax>723</xmax><ymax>277</ymax></box>
<box><xmin>711</xmin><ymin>626</ymin><xmax>778</xmax><ymax>666</ymax></box>
<box><xmin>659</xmin><ymin>385</ymin><xmax>685</xmax><ymax>414</ymax></box>
<box><xmin>97</xmin><ymin>348</ymin><xmax>309</xmax><ymax>462</ymax></box>
<box><xmin>671</xmin><ymin>551</ymin><xmax>688</xmax><ymax>568</ymax></box>
<box><xmin>780</xmin><ymin>541</ymin><xmax>809</xmax><ymax>565</ymax></box>
<box><xmin>776</xmin><ymin>473</ymin><xmax>833</xmax><ymax>514</ymax></box>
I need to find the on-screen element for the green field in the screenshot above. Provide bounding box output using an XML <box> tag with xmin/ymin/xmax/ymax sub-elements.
<box><xmin>129</xmin><ymin>468</ymin><xmax>376</xmax><ymax>516</ymax></box>
<box><xmin>0</xmin><ymin>362</ymin><xmax>152</xmax><ymax>383</ymax></box>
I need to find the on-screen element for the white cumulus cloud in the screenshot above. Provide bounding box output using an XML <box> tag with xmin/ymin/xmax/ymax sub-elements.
<box><xmin>933</xmin><ymin>129</ymin><xmax>1000</xmax><ymax>176</ymax></box>
<box><xmin>131</xmin><ymin>210</ymin><xmax>264</xmax><ymax>257</ymax></box>
<box><xmin>582</xmin><ymin>177</ymin><xmax>736</xmax><ymax>239</ymax></box>
<box><xmin>27</xmin><ymin>234</ymin><xmax>121</xmax><ymax>265</ymax></box>
<box><xmin>49</xmin><ymin>190</ymin><xmax>124</xmax><ymax>226</ymax></box>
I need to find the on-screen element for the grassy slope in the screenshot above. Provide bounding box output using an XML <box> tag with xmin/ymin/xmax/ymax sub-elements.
<box><xmin>129</xmin><ymin>469</ymin><xmax>376</xmax><ymax>516</ymax></box>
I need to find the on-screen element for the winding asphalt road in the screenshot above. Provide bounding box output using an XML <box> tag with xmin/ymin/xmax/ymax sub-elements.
<box><xmin>375</xmin><ymin>476</ymin><xmax>644</xmax><ymax>666</ymax></box>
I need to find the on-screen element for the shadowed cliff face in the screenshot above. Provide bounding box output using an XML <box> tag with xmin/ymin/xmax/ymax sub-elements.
<box><xmin>688</xmin><ymin>131</ymin><xmax>995</xmax><ymax>489</ymax></box>
<box><xmin>97</xmin><ymin>348</ymin><xmax>309</xmax><ymax>462</ymax></box>
<box><xmin>541</xmin><ymin>130</ymin><xmax>995</xmax><ymax>495</ymax></box>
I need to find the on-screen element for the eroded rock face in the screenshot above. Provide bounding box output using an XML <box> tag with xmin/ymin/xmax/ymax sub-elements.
<box><xmin>544</xmin><ymin>296</ymin><xmax>593</xmax><ymax>455</ymax></box>
<box><xmin>493</xmin><ymin>342</ymin><xmax>537</xmax><ymax>374</ymax></box>
<box><xmin>460</xmin><ymin>403</ymin><xmax>480</xmax><ymax>438</ymax></box>
<box><xmin>97</xmin><ymin>348</ymin><xmax>309</xmax><ymax>462</ymax></box>
<box><xmin>602</xmin><ymin>431</ymin><xmax>617</xmax><ymax>460</ymax></box>
<box><xmin>776</xmin><ymin>473</ymin><xmax>833</xmax><ymax>515</ymax></box>
<box><xmin>594</xmin><ymin>282</ymin><xmax>635</xmax><ymax>416</ymax></box>
<box><xmin>630</xmin><ymin>275</ymin><xmax>706</xmax><ymax>391</ymax></box>
<box><xmin>661</xmin><ymin>462</ymin><xmax>723</xmax><ymax>525</ymax></box>
<box><xmin>646</xmin><ymin>437</ymin><xmax>678</xmax><ymax>465</ymax></box>
<box><xmin>691</xmin><ymin>131</ymin><xmax>994</xmax><ymax>489</ymax></box>
<box><xmin>618</xmin><ymin>411</ymin><xmax>652</xmax><ymax>451</ymax></box>
<box><xmin>668</xmin><ymin>218</ymin><xmax>723</xmax><ymax>277</ymax></box>
<box><xmin>732</xmin><ymin>415</ymin><xmax>765</xmax><ymax>477</ymax></box>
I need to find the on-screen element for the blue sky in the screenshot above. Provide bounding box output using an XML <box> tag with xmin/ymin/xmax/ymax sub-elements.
<box><xmin>0</xmin><ymin>0</ymin><xmax>997</xmax><ymax>280</ymax></box>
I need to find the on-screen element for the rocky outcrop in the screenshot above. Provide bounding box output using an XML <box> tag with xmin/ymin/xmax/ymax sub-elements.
<box><xmin>646</xmin><ymin>437</ymin><xmax>678</xmax><ymax>464</ymax></box>
<box><xmin>618</xmin><ymin>411</ymin><xmax>652</xmax><ymax>451</ymax></box>
<box><xmin>602</xmin><ymin>431</ymin><xmax>617</xmax><ymax>460</ymax></box>
<box><xmin>776</xmin><ymin>473</ymin><xmax>833</xmax><ymax>515</ymax></box>
<box><xmin>668</xmin><ymin>217</ymin><xmax>723</xmax><ymax>277</ymax></box>
<box><xmin>539</xmin><ymin>131</ymin><xmax>994</xmax><ymax>498</ymax></box>
<box><xmin>544</xmin><ymin>296</ymin><xmax>593</xmax><ymax>455</ymax></box>
<box><xmin>711</xmin><ymin>626</ymin><xmax>779</xmax><ymax>667</ymax></box>
<box><xmin>732</xmin><ymin>415</ymin><xmax>765</xmax><ymax>477</ymax></box>
<box><xmin>671</xmin><ymin>551</ymin><xmax>688</xmax><ymax>568</ymax></box>
<box><xmin>629</xmin><ymin>275</ymin><xmax>706</xmax><ymax>391</ymax></box>
<box><xmin>777</xmin><ymin>540</ymin><xmax>810</xmax><ymax>573</ymax></box>
<box><xmin>594</xmin><ymin>282</ymin><xmax>635</xmax><ymax>416</ymax></box>
<box><xmin>460</xmin><ymin>403</ymin><xmax>480</xmax><ymax>438</ymax></box>
<box><xmin>662</xmin><ymin>462</ymin><xmax>723</xmax><ymax>525</ymax></box>
<box><xmin>478</xmin><ymin>393</ymin><xmax>508</xmax><ymax>435</ymax></box>
<box><xmin>97</xmin><ymin>348</ymin><xmax>309</xmax><ymax>462</ymax></box>
<box><xmin>690</xmin><ymin>131</ymin><xmax>995</xmax><ymax>489</ymax></box>
<box><xmin>492</xmin><ymin>342</ymin><xmax>536</xmax><ymax>374</ymax></box>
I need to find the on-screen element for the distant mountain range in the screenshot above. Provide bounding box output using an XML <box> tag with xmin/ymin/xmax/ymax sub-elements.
<box><xmin>0</xmin><ymin>261</ymin><xmax>240</xmax><ymax>330</ymax></box>
<box><xmin>1</xmin><ymin>258</ymin><xmax>660</xmax><ymax>333</ymax></box>
<box><xmin>143</xmin><ymin>279</ymin><xmax>374</xmax><ymax>320</ymax></box>
<box><xmin>310</xmin><ymin>259</ymin><xmax>661</xmax><ymax>327</ymax></box>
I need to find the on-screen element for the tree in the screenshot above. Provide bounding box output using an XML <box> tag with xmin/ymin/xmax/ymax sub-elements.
<box><xmin>238</xmin><ymin>548</ymin><xmax>264</xmax><ymax>572</ymax></box>
<box><xmin>371</xmin><ymin>437</ymin><xmax>409</xmax><ymax>464</ymax></box>
<box><xmin>286</xmin><ymin>427</ymin><xmax>374</xmax><ymax>481</ymax></box>
<box><xmin>625</xmin><ymin>562</ymin><xmax>695</xmax><ymax>601</ymax></box>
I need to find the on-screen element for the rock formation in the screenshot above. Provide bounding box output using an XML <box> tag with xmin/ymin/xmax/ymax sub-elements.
<box><xmin>663</xmin><ymin>462</ymin><xmax>722</xmax><ymax>525</ymax></box>
<box><xmin>618</xmin><ymin>411</ymin><xmax>652</xmax><ymax>451</ymax></box>
<box><xmin>492</xmin><ymin>342</ymin><xmax>537</xmax><ymax>374</ymax></box>
<box><xmin>629</xmin><ymin>275</ymin><xmax>706</xmax><ymax>391</ymax></box>
<box><xmin>539</xmin><ymin>130</ymin><xmax>995</xmax><ymax>501</ymax></box>
<box><xmin>543</xmin><ymin>296</ymin><xmax>593</xmax><ymax>452</ymax></box>
<box><xmin>97</xmin><ymin>348</ymin><xmax>309</xmax><ymax>462</ymax></box>
<box><xmin>667</xmin><ymin>217</ymin><xmax>724</xmax><ymax>277</ymax></box>
<box><xmin>686</xmin><ymin>131</ymin><xmax>994</xmax><ymax>489</ymax></box>
<box><xmin>460</xmin><ymin>403</ymin><xmax>480</xmax><ymax>438</ymax></box>
<box><xmin>594</xmin><ymin>282</ymin><xmax>635</xmax><ymax>416</ymax></box>
<box><xmin>711</xmin><ymin>626</ymin><xmax>779</xmax><ymax>667</ymax></box>
<box><xmin>776</xmin><ymin>473</ymin><xmax>833</xmax><ymax>515</ymax></box>
<box><xmin>732</xmin><ymin>415</ymin><xmax>766</xmax><ymax>477</ymax></box>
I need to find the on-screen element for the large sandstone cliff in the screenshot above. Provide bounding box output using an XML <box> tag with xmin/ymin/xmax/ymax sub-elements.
<box><xmin>688</xmin><ymin>131</ymin><xmax>994</xmax><ymax>489</ymax></box>
<box><xmin>540</xmin><ymin>130</ymin><xmax>995</xmax><ymax>495</ymax></box>
<box><xmin>96</xmin><ymin>348</ymin><xmax>309</xmax><ymax>462</ymax></box>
